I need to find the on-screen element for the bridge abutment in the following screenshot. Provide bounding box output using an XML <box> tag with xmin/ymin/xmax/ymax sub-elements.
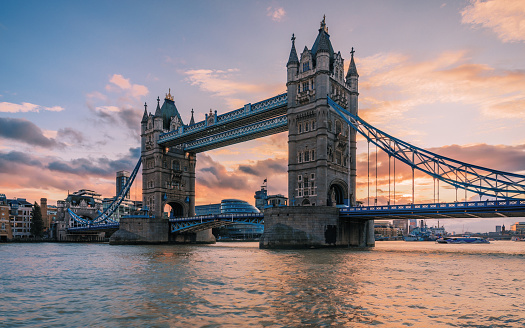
<box><xmin>170</xmin><ymin>229</ymin><xmax>216</xmax><ymax>244</ymax></box>
<box><xmin>109</xmin><ymin>216</ymin><xmax>169</xmax><ymax>245</ymax></box>
<box><xmin>260</xmin><ymin>207</ymin><xmax>374</xmax><ymax>249</ymax></box>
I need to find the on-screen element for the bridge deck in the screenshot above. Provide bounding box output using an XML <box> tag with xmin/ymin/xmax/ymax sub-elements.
<box><xmin>339</xmin><ymin>200</ymin><xmax>525</xmax><ymax>220</ymax></box>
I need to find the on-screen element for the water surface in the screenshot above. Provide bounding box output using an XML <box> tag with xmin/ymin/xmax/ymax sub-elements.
<box><xmin>1</xmin><ymin>241</ymin><xmax>524</xmax><ymax>327</ymax></box>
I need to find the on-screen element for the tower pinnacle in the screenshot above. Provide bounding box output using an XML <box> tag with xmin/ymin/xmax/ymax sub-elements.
<box><xmin>287</xmin><ymin>33</ymin><xmax>299</xmax><ymax>66</ymax></box>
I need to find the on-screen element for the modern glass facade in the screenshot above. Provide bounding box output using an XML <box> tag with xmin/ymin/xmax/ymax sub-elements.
<box><xmin>196</xmin><ymin>199</ymin><xmax>263</xmax><ymax>240</ymax></box>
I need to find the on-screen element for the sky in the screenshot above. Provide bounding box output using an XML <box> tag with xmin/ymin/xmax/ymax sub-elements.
<box><xmin>1</xmin><ymin>0</ymin><xmax>525</xmax><ymax>233</ymax></box>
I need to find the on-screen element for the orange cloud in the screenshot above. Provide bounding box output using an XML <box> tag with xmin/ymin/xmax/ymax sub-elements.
<box><xmin>357</xmin><ymin>50</ymin><xmax>525</xmax><ymax>130</ymax></box>
<box><xmin>182</xmin><ymin>68</ymin><xmax>283</xmax><ymax>110</ymax></box>
<box><xmin>461</xmin><ymin>0</ymin><xmax>525</xmax><ymax>43</ymax></box>
<box><xmin>266</xmin><ymin>6</ymin><xmax>286</xmax><ymax>22</ymax></box>
<box><xmin>0</xmin><ymin>102</ymin><xmax>64</xmax><ymax>113</ymax></box>
<box><xmin>105</xmin><ymin>74</ymin><xmax>149</xmax><ymax>100</ymax></box>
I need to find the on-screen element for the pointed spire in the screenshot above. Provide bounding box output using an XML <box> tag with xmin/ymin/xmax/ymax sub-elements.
<box><xmin>141</xmin><ymin>102</ymin><xmax>148</xmax><ymax>123</ymax></box>
<box><xmin>154</xmin><ymin>96</ymin><xmax>161</xmax><ymax>116</ymax></box>
<box><xmin>287</xmin><ymin>33</ymin><xmax>299</xmax><ymax>67</ymax></box>
<box><xmin>346</xmin><ymin>47</ymin><xmax>359</xmax><ymax>78</ymax></box>
<box><xmin>189</xmin><ymin>108</ymin><xmax>195</xmax><ymax>125</ymax></box>
<box><xmin>311</xmin><ymin>16</ymin><xmax>333</xmax><ymax>59</ymax></box>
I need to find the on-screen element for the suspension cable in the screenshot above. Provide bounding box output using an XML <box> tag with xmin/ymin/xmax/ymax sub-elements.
<box><xmin>375</xmin><ymin>142</ymin><xmax>378</xmax><ymax>205</ymax></box>
<box><xmin>367</xmin><ymin>136</ymin><xmax>370</xmax><ymax>206</ymax></box>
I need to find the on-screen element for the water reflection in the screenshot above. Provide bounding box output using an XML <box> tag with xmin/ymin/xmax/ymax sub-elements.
<box><xmin>1</xmin><ymin>242</ymin><xmax>524</xmax><ymax>327</ymax></box>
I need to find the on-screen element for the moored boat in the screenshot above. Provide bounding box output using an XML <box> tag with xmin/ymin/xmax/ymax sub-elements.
<box><xmin>437</xmin><ymin>236</ymin><xmax>490</xmax><ymax>244</ymax></box>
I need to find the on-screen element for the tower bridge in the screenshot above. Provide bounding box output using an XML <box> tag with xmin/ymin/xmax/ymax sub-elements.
<box><xmin>68</xmin><ymin>18</ymin><xmax>525</xmax><ymax>248</ymax></box>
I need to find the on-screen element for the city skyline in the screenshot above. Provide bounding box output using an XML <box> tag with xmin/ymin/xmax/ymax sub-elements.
<box><xmin>1</xmin><ymin>0</ymin><xmax>525</xmax><ymax>232</ymax></box>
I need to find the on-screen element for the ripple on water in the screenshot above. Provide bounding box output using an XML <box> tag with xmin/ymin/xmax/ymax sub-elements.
<box><xmin>1</xmin><ymin>242</ymin><xmax>524</xmax><ymax>327</ymax></box>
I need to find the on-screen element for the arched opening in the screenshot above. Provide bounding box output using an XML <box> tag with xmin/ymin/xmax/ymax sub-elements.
<box><xmin>329</xmin><ymin>183</ymin><xmax>345</xmax><ymax>206</ymax></box>
<box><xmin>301</xmin><ymin>198</ymin><xmax>311</xmax><ymax>206</ymax></box>
<box><xmin>164</xmin><ymin>202</ymin><xmax>184</xmax><ymax>218</ymax></box>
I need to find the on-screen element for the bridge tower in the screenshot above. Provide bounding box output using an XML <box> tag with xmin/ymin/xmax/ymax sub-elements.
<box><xmin>261</xmin><ymin>17</ymin><xmax>373</xmax><ymax>248</ymax></box>
<box><xmin>141</xmin><ymin>91</ymin><xmax>196</xmax><ymax>220</ymax></box>
<box><xmin>286</xmin><ymin>16</ymin><xmax>358</xmax><ymax>207</ymax></box>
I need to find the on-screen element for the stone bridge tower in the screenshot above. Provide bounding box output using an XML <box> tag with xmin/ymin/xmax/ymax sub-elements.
<box><xmin>141</xmin><ymin>90</ymin><xmax>196</xmax><ymax>219</ymax></box>
<box><xmin>286</xmin><ymin>17</ymin><xmax>358</xmax><ymax>208</ymax></box>
<box><xmin>261</xmin><ymin>17</ymin><xmax>373</xmax><ymax>249</ymax></box>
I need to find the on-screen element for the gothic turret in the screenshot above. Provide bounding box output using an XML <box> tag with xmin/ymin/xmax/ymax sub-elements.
<box><xmin>154</xmin><ymin>96</ymin><xmax>161</xmax><ymax>117</ymax></box>
<box><xmin>159</xmin><ymin>89</ymin><xmax>183</xmax><ymax>131</ymax></box>
<box><xmin>141</xmin><ymin>102</ymin><xmax>148</xmax><ymax>123</ymax></box>
<box><xmin>287</xmin><ymin>34</ymin><xmax>299</xmax><ymax>84</ymax></box>
<box><xmin>189</xmin><ymin>109</ymin><xmax>195</xmax><ymax>126</ymax></box>
<box><xmin>345</xmin><ymin>47</ymin><xmax>359</xmax><ymax>94</ymax></box>
<box><xmin>311</xmin><ymin>15</ymin><xmax>334</xmax><ymax>71</ymax></box>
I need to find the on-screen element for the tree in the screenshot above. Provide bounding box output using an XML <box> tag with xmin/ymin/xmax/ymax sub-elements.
<box><xmin>30</xmin><ymin>202</ymin><xmax>44</xmax><ymax>238</ymax></box>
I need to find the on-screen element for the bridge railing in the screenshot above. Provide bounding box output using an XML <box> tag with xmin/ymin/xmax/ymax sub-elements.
<box><xmin>158</xmin><ymin>93</ymin><xmax>287</xmax><ymax>143</ymax></box>
<box><xmin>340</xmin><ymin>199</ymin><xmax>525</xmax><ymax>213</ymax></box>
<box><xmin>169</xmin><ymin>212</ymin><xmax>264</xmax><ymax>222</ymax></box>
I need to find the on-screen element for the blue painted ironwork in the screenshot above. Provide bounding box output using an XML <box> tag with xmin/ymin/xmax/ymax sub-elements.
<box><xmin>339</xmin><ymin>199</ymin><xmax>525</xmax><ymax>219</ymax></box>
<box><xmin>67</xmin><ymin>223</ymin><xmax>120</xmax><ymax>233</ymax></box>
<box><xmin>158</xmin><ymin>93</ymin><xmax>287</xmax><ymax>146</ymax></box>
<box><xmin>327</xmin><ymin>97</ymin><xmax>525</xmax><ymax>200</ymax></box>
<box><xmin>184</xmin><ymin>115</ymin><xmax>288</xmax><ymax>152</ymax></box>
<box><xmin>92</xmin><ymin>158</ymin><xmax>142</xmax><ymax>224</ymax></box>
<box><xmin>67</xmin><ymin>158</ymin><xmax>141</xmax><ymax>229</ymax></box>
<box><xmin>169</xmin><ymin>213</ymin><xmax>264</xmax><ymax>233</ymax></box>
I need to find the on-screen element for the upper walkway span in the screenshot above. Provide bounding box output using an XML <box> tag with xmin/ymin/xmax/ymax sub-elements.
<box><xmin>158</xmin><ymin>93</ymin><xmax>287</xmax><ymax>151</ymax></box>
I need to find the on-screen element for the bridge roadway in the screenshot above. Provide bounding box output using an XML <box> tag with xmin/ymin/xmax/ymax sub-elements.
<box><xmin>158</xmin><ymin>93</ymin><xmax>287</xmax><ymax>152</ymax></box>
<box><xmin>67</xmin><ymin>200</ymin><xmax>525</xmax><ymax>234</ymax></box>
<box><xmin>339</xmin><ymin>199</ymin><xmax>525</xmax><ymax>220</ymax></box>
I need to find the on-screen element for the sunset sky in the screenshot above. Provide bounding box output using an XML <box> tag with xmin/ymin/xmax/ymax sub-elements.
<box><xmin>1</xmin><ymin>0</ymin><xmax>525</xmax><ymax>233</ymax></box>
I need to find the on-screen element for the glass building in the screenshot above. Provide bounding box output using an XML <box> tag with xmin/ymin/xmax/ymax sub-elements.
<box><xmin>196</xmin><ymin>199</ymin><xmax>263</xmax><ymax>240</ymax></box>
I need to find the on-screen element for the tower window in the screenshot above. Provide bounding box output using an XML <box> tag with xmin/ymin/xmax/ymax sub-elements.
<box><xmin>303</xmin><ymin>62</ymin><xmax>310</xmax><ymax>72</ymax></box>
<box><xmin>302</xmin><ymin>82</ymin><xmax>309</xmax><ymax>92</ymax></box>
<box><xmin>305</xmin><ymin>122</ymin><xmax>309</xmax><ymax>132</ymax></box>
<box><xmin>298</xmin><ymin>123</ymin><xmax>302</xmax><ymax>133</ymax></box>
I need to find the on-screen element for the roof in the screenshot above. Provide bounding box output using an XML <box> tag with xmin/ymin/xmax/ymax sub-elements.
<box><xmin>346</xmin><ymin>49</ymin><xmax>359</xmax><ymax>78</ymax></box>
<box><xmin>160</xmin><ymin>98</ymin><xmax>182</xmax><ymax>130</ymax></box>
<box><xmin>311</xmin><ymin>17</ymin><xmax>334</xmax><ymax>68</ymax></box>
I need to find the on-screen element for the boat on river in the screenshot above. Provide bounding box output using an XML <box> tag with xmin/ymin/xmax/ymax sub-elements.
<box><xmin>437</xmin><ymin>236</ymin><xmax>490</xmax><ymax>244</ymax></box>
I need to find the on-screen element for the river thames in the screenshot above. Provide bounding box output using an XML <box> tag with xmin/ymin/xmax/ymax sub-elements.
<box><xmin>1</xmin><ymin>241</ymin><xmax>524</xmax><ymax>327</ymax></box>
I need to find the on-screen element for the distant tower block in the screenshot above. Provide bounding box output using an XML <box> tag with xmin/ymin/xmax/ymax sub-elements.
<box><xmin>116</xmin><ymin>171</ymin><xmax>130</xmax><ymax>199</ymax></box>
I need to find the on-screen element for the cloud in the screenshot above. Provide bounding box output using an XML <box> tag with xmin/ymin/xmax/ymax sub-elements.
<box><xmin>182</xmin><ymin>68</ymin><xmax>281</xmax><ymax>109</ymax></box>
<box><xmin>46</xmin><ymin>147</ymin><xmax>139</xmax><ymax>177</ymax></box>
<box><xmin>461</xmin><ymin>0</ymin><xmax>525</xmax><ymax>43</ymax></box>
<box><xmin>238</xmin><ymin>158</ymin><xmax>287</xmax><ymax>176</ymax></box>
<box><xmin>56</xmin><ymin>128</ymin><xmax>85</xmax><ymax>144</ymax></box>
<box><xmin>106</xmin><ymin>74</ymin><xmax>149</xmax><ymax>99</ymax></box>
<box><xmin>0</xmin><ymin>117</ymin><xmax>65</xmax><ymax>148</ymax></box>
<box><xmin>357</xmin><ymin>50</ymin><xmax>525</xmax><ymax>126</ymax></box>
<box><xmin>194</xmin><ymin>153</ymin><xmax>287</xmax><ymax>204</ymax></box>
<box><xmin>267</xmin><ymin>6</ymin><xmax>286</xmax><ymax>22</ymax></box>
<box><xmin>0</xmin><ymin>148</ymin><xmax>142</xmax><ymax>203</ymax></box>
<box><xmin>86</xmin><ymin>74</ymin><xmax>147</xmax><ymax>135</ymax></box>
<box><xmin>0</xmin><ymin>101</ymin><xmax>64</xmax><ymax>113</ymax></box>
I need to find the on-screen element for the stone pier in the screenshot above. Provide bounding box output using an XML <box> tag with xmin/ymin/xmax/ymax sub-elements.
<box><xmin>260</xmin><ymin>206</ymin><xmax>374</xmax><ymax>249</ymax></box>
<box><xmin>109</xmin><ymin>216</ymin><xmax>168</xmax><ymax>245</ymax></box>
